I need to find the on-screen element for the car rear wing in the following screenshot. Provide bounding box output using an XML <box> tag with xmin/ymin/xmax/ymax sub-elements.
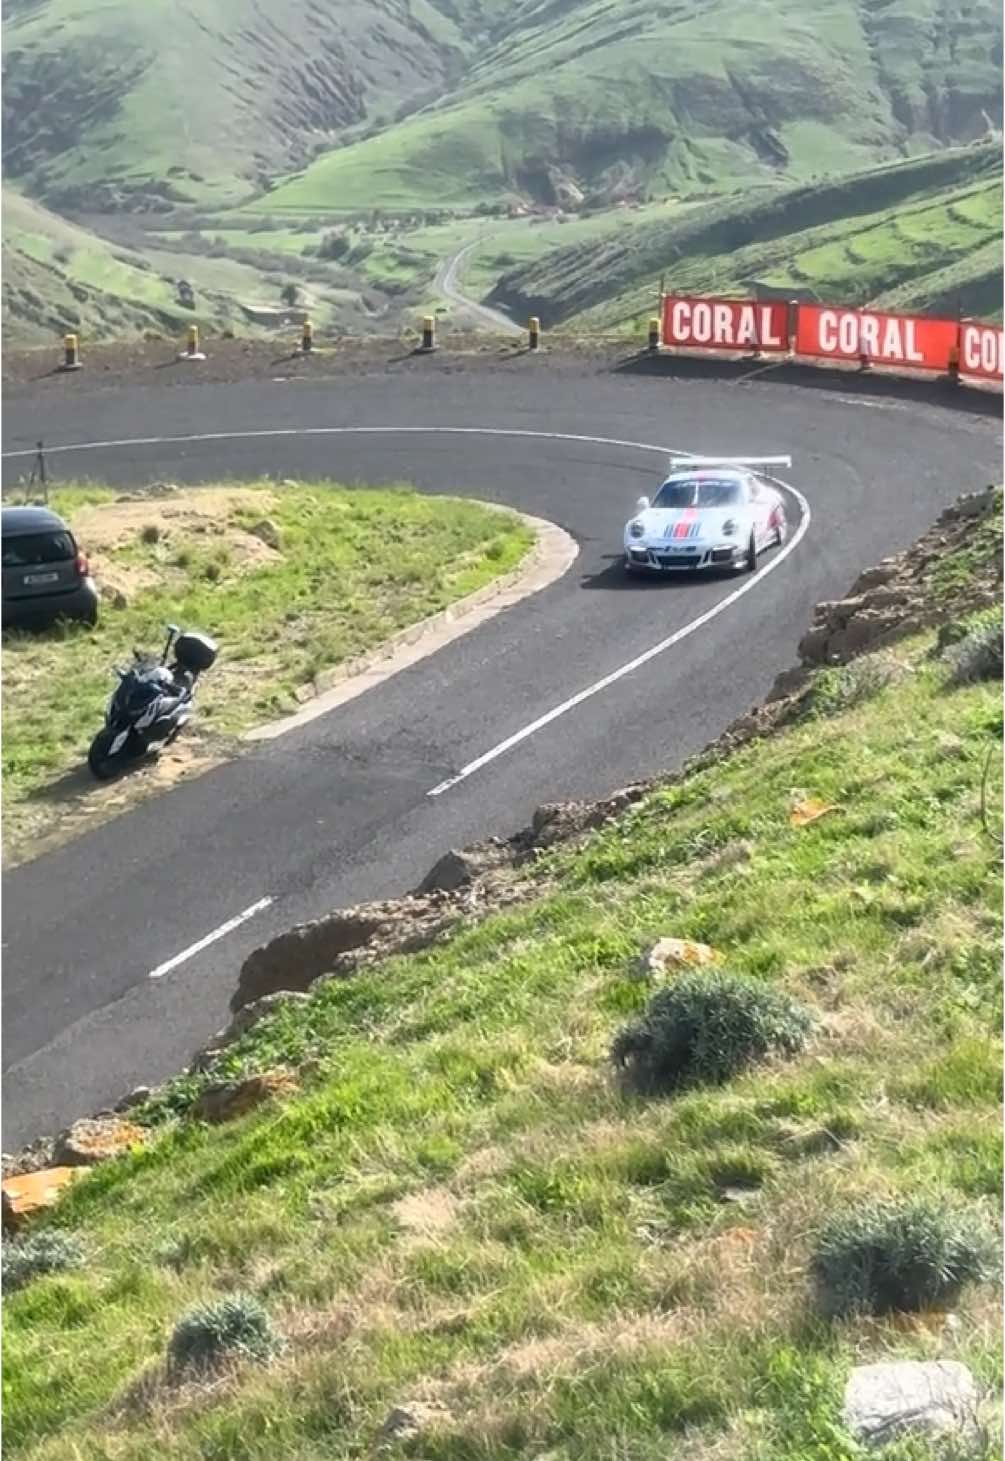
<box><xmin>666</xmin><ymin>454</ymin><xmax>792</xmax><ymax>473</ymax></box>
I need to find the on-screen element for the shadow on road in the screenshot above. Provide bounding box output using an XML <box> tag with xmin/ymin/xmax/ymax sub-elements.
<box><xmin>615</xmin><ymin>351</ymin><xmax>1003</xmax><ymax>420</ymax></box>
<box><xmin>579</xmin><ymin>554</ymin><xmax>737</xmax><ymax>592</ymax></box>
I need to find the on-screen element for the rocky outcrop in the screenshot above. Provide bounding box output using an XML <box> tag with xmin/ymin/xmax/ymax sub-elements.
<box><xmin>2</xmin><ymin>1167</ymin><xmax>84</xmax><ymax>1233</ymax></box>
<box><xmin>843</xmin><ymin>1360</ymin><xmax>981</xmax><ymax>1451</ymax></box>
<box><xmin>799</xmin><ymin>487</ymin><xmax>1000</xmax><ymax>666</ymax></box>
<box><xmin>190</xmin><ymin>1068</ymin><xmax>299</xmax><ymax>1124</ymax></box>
<box><xmin>52</xmin><ymin>1117</ymin><xmax>148</xmax><ymax>1167</ymax></box>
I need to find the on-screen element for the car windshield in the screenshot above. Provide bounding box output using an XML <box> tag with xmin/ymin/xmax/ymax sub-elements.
<box><xmin>2</xmin><ymin>530</ymin><xmax>75</xmax><ymax>567</ymax></box>
<box><xmin>654</xmin><ymin>478</ymin><xmax>744</xmax><ymax>509</ymax></box>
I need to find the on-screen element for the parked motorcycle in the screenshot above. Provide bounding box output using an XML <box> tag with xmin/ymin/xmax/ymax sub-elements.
<box><xmin>87</xmin><ymin>623</ymin><xmax>218</xmax><ymax>780</ymax></box>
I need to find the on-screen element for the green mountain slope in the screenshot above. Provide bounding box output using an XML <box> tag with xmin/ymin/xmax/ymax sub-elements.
<box><xmin>483</xmin><ymin>143</ymin><xmax>1004</xmax><ymax>330</ymax></box>
<box><xmin>264</xmin><ymin>0</ymin><xmax>1002</xmax><ymax>212</ymax></box>
<box><xmin>4</xmin><ymin>0</ymin><xmax>1001</xmax><ymax>216</ymax></box>
<box><xmin>1</xmin><ymin>0</ymin><xmax>485</xmax><ymax>210</ymax></box>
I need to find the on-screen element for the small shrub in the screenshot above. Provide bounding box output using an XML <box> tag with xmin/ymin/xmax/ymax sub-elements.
<box><xmin>808</xmin><ymin>651</ymin><xmax>909</xmax><ymax>715</ymax></box>
<box><xmin>942</xmin><ymin>610</ymin><xmax>1003</xmax><ymax>686</ymax></box>
<box><xmin>140</xmin><ymin>523</ymin><xmax>161</xmax><ymax>545</ymax></box>
<box><xmin>610</xmin><ymin>971</ymin><xmax>812</xmax><ymax>1094</ymax></box>
<box><xmin>167</xmin><ymin>1292</ymin><xmax>279</xmax><ymax>1372</ymax></box>
<box><xmin>811</xmin><ymin>1195</ymin><xmax>995</xmax><ymax>1317</ymax></box>
<box><xmin>3</xmin><ymin>1230</ymin><xmax>85</xmax><ymax>1291</ymax></box>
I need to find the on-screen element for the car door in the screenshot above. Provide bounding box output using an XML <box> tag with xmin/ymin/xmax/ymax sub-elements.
<box><xmin>746</xmin><ymin>478</ymin><xmax>773</xmax><ymax>547</ymax></box>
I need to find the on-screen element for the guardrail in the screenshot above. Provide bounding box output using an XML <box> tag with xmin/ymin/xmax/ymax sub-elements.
<box><xmin>660</xmin><ymin>294</ymin><xmax>1004</xmax><ymax>385</ymax></box>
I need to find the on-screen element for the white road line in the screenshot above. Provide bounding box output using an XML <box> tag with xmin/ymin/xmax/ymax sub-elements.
<box><xmin>147</xmin><ymin>896</ymin><xmax>273</xmax><ymax>980</ymax></box>
<box><xmin>2</xmin><ymin>424</ymin><xmax>687</xmax><ymax>459</ymax></box>
<box><xmin>428</xmin><ymin>475</ymin><xmax>810</xmax><ymax>796</ymax></box>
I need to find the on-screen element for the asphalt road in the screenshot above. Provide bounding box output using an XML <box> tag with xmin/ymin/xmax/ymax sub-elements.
<box><xmin>434</xmin><ymin>237</ymin><xmax>523</xmax><ymax>334</ymax></box>
<box><xmin>2</xmin><ymin>364</ymin><xmax>1000</xmax><ymax>1148</ymax></box>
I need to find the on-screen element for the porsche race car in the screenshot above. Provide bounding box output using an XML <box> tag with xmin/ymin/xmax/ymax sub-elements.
<box><xmin>624</xmin><ymin>456</ymin><xmax>791</xmax><ymax>575</ymax></box>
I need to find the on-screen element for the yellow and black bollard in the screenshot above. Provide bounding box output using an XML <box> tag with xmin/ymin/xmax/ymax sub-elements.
<box><xmin>60</xmin><ymin>333</ymin><xmax>82</xmax><ymax>371</ymax></box>
<box><xmin>301</xmin><ymin>318</ymin><xmax>313</xmax><ymax>354</ymax></box>
<box><xmin>420</xmin><ymin>315</ymin><xmax>436</xmax><ymax>351</ymax></box>
<box><xmin>179</xmin><ymin>324</ymin><xmax>206</xmax><ymax>361</ymax></box>
<box><xmin>648</xmin><ymin>317</ymin><xmax>661</xmax><ymax>353</ymax></box>
<box><xmin>528</xmin><ymin>316</ymin><xmax>541</xmax><ymax>351</ymax></box>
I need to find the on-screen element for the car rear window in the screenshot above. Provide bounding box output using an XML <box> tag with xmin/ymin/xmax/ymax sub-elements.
<box><xmin>654</xmin><ymin>478</ymin><xmax>743</xmax><ymax>509</ymax></box>
<box><xmin>2</xmin><ymin>530</ymin><xmax>76</xmax><ymax>567</ymax></box>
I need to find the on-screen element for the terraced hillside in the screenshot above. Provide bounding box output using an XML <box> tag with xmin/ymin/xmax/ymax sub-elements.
<box><xmin>486</xmin><ymin>143</ymin><xmax>1005</xmax><ymax>332</ymax></box>
<box><xmin>2</xmin><ymin>192</ymin><xmax>393</xmax><ymax>345</ymax></box>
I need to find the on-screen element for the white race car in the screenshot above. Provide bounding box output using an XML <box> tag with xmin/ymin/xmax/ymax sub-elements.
<box><xmin>624</xmin><ymin>456</ymin><xmax>791</xmax><ymax>575</ymax></box>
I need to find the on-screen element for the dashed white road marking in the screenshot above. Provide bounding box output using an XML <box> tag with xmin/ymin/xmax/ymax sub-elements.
<box><xmin>147</xmin><ymin>896</ymin><xmax>273</xmax><ymax>980</ymax></box>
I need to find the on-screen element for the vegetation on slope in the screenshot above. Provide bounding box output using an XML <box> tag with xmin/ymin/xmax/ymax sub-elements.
<box><xmin>1</xmin><ymin>192</ymin><xmax>395</xmax><ymax>345</ymax></box>
<box><xmin>4</xmin><ymin>495</ymin><xmax>1001</xmax><ymax>1459</ymax></box>
<box><xmin>487</xmin><ymin>143</ymin><xmax>1004</xmax><ymax>331</ymax></box>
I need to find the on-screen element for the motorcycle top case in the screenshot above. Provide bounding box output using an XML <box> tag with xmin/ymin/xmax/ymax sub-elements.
<box><xmin>174</xmin><ymin>630</ymin><xmax>218</xmax><ymax>672</ymax></box>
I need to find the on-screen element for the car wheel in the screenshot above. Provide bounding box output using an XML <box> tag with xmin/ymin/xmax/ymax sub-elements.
<box><xmin>772</xmin><ymin>508</ymin><xmax>787</xmax><ymax>547</ymax></box>
<box><xmin>745</xmin><ymin>532</ymin><xmax>758</xmax><ymax>573</ymax></box>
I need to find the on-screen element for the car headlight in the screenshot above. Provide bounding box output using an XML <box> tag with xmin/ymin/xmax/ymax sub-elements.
<box><xmin>721</xmin><ymin>518</ymin><xmax>737</xmax><ymax>537</ymax></box>
<box><xmin>629</xmin><ymin>520</ymin><xmax>646</xmax><ymax>539</ymax></box>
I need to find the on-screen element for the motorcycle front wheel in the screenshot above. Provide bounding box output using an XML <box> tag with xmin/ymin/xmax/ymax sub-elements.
<box><xmin>88</xmin><ymin>727</ymin><xmax>142</xmax><ymax>781</ymax></box>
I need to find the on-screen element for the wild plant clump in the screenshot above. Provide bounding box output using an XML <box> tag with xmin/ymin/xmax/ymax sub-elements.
<box><xmin>167</xmin><ymin>1293</ymin><xmax>280</xmax><ymax>1372</ymax></box>
<box><xmin>808</xmin><ymin>651</ymin><xmax>909</xmax><ymax>716</ymax></box>
<box><xmin>610</xmin><ymin>971</ymin><xmax>813</xmax><ymax>1094</ymax></box>
<box><xmin>811</xmin><ymin>1195</ymin><xmax>995</xmax><ymax>1317</ymax></box>
<box><xmin>941</xmin><ymin>608</ymin><xmax>1003</xmax><ymax>686</ymax></box>
<box><xmin>2</xmin><ymin>1230</ymin><xmax>85</xmax><ymax>1292</ymax></box>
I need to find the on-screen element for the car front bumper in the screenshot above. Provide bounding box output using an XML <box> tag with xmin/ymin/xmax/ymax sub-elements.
<box><xmin>624</xmin><ymin>542</ymin><xmax>744</xmax><ymax>571</ymax></box>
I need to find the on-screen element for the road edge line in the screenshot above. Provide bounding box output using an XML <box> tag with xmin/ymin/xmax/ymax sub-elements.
<box><xmin>243</xmin><ymin>505</ymin><xmax>579</xmax><ymax>742</ymax></box>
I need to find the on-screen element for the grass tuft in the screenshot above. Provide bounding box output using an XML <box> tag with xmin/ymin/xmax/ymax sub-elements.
<box><xmin>943</xmin><ymin>608</ymin><xmax>1004</xmax><ymax>686</ymax></box>
<box><xmin>1</xmin><ymin>1231</ymin><xmax>85</xmax><ymax>1292</ymax></box>
<box><xmin>811</xmin><ymin>1194</ymin><xmax>996</xmax><ymax>1317</ymax></box>
<box><xmin>167</xmin><ymin>1293</ymin><xmax>280</xmax><ymax>1373</ymax></box>
<box><xmin>610</xmin><ymin>971</ymin><xmax>813</xmax><ymax>1095</ymax></box>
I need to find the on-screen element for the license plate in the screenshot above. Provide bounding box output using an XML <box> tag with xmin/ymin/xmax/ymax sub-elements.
<box><xmin>24</xmin><ymin>572</ymin><xmax>59</xmax><ymax>585</ymax></box>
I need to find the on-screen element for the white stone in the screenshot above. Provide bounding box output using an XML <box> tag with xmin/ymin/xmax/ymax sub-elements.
<box><xmin>843</xmin><ymin>1360</ymin><xmax>980</xmax><ymax>1450</ymax></box>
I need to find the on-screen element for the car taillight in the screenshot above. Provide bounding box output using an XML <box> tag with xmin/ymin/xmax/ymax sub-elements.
<box><xmin>75</xmin><ymin>551</ymin><xmax>89</xmax><ymax>575</ymax></box>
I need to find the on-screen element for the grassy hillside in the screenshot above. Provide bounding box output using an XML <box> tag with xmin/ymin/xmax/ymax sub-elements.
<box><xmin>3</xmin><ymin>496</ymin><xmax>1002</xmax><ymax>1459</ymax></box>
<box><xmin>485</xmin><ymin>143</ymin><xmax>1004</xmax><ymax>331</ymax></box>
<box><xmin>1</xmin><ymin>0</ymin><xmax>488</xmax><ymax>211</ymax></box>
<box><xmin>264</xmin><ymin>0</ymin><xmax>1002</xmax><ymax>214</ymax></box>
<box><xmin>4</xmin><ymin>0</ymin><xmax>1000</xmax><ymax>217</ymax></box>
<box><xmin>2</xmin><ymin>192</ymin><xmax>393</xmax><ymax>345</ymax></box>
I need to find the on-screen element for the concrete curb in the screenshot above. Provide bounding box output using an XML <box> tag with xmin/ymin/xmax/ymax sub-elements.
<box><xmin>244</xmin><ymin>504</ymin><xmax>579</xmax><ymax>742</ymax></box>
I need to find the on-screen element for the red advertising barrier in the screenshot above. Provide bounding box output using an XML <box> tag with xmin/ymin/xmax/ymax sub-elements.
<box><xmin>658</xmin><ymin>291</ymin><xmax>1003</xmax><ymax>386</ymax></box>
<box><xmin>662</xmin><ymin>296</ymin><xmax>789</xmax><ymax>353</ymax></box>
<box><xmin>960</xmin><ymin>321</ymin><xmax>1004</xmax><ymax>381</ymax></box>
<box><xmin>795</xmin><ymin>304</ymin><xmax>960</xmax><ymax>372</ymax></box>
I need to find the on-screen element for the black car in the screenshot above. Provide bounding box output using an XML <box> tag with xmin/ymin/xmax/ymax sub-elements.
<box><xmin>2</xmin><ymin>505</ymin><xmax>100</xmax><ymax>628</ymax></box>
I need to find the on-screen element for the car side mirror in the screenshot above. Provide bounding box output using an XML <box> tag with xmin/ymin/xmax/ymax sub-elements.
<box><xmin>636</xmin><ymin>496</ymin><xmax>650</xmax><ymax>512</ymax></box>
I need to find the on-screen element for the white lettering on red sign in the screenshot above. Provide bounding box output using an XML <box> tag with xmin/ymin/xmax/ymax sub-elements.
<box><xmin>817</xmin><ymin>310</ymin><xmax>924</xmax><ymax>363</ymax></box>
<box><xmin>962</xmin><ymin>323</ymin><xmax>1004</xmax><ymax>378</ymax></box>
<box><xmin>668</xmin><ymin>301</ymin><xmax>783</xmax><ymax>349</ymax></box>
